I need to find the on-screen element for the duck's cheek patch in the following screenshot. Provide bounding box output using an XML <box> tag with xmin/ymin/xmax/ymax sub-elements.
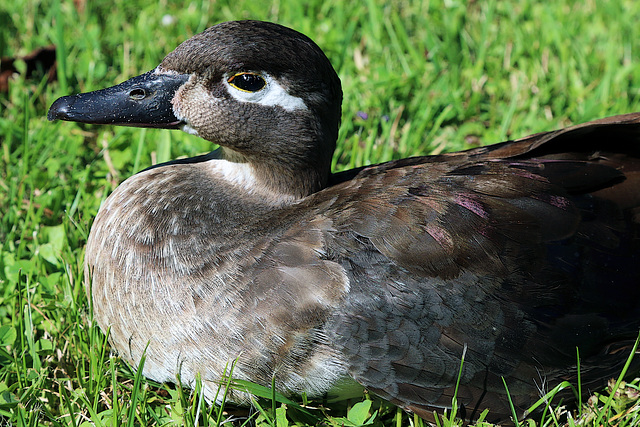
<box><xmin>224</xmin><ymin>74</ymin><xmax>308</xmax><ymax>112</ymax></box>
<box><xmin>171</xmin><ymin>81</ymin><xmax>204</xmax><ymax>136</ymax></box>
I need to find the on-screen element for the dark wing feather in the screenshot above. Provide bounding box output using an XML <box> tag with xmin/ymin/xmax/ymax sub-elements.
<box><xmin>312</xmin><ymin>114</ymin><xmax>640</xmax><ymax>423</ymax></box>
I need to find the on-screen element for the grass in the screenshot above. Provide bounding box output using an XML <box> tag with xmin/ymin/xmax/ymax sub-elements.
<box><xmin>1</xmin><ymin>0</ymin><xmax>640</xmax><ymax>425</ymax></box>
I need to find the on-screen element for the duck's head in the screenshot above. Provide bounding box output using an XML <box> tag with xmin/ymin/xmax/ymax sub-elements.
<box><xmin>48</xmin><ymin>20</ymin><xmax>342</xmax><ymax>198</ymax></box>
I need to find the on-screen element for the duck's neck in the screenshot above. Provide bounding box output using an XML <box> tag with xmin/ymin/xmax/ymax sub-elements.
<box><xmin>213</xmin><ymin>142</ymin><xmax>334</xmax><ymax>200</ymax></box>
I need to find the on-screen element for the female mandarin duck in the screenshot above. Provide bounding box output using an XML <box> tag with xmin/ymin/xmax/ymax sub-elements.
<box><xmin>48</xmin><ymin>20</ymin><xmax>640</xmax><ymax>424</ymax></box>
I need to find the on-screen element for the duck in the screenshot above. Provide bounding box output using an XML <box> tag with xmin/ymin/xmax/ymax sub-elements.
<box><xmin>47</xmin><ymin>20</ymin><xmax>640</xmax><ymax>424</ymax></box>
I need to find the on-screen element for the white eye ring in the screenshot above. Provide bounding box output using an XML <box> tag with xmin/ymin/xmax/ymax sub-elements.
<box><xmin>223</xmin><ymin>73</ymin><xmax>308</xmax><ymax>112</ymax></box>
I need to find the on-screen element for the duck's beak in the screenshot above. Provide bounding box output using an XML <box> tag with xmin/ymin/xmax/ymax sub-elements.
<box><xmin>47</xmin><ymin>70</ymin><xmax>190</xmax><ymax>128</ymax></box>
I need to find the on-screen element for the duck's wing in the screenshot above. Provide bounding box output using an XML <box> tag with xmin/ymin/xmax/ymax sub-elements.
<box><xmin>307</xmin><ymin>114</ymin><xmax>640</xmax><ymax>423</ymax></box>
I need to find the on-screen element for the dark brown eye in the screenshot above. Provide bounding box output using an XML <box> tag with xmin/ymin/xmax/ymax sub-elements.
<box><xmin>228</xmin><ymin>73</ymin><xmax>267</xmax><ymax>92</ymax></box>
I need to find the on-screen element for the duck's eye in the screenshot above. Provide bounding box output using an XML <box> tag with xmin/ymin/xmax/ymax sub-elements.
<box><xmin>228</xmin><ymin>73</ymin><xmax>267</xmax><ymax>92</ymax></box>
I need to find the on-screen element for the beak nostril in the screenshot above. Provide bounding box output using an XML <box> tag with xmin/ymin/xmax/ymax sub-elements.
<box><xmin>129</xmin><ymin>88</ymin><xmax>147</xmax><ymax>100</ymax></box>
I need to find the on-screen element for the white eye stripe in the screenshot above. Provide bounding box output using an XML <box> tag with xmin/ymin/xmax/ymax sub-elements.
<box><xmin>224</xmin><ymin>73</ymin><xmax>308</xmax><ymax>112</ymax></box>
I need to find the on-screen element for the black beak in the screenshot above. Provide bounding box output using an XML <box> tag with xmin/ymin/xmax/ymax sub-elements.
<box><xmin>47</xmin><ymin>70</ymin><xmax>190</xmax><ymax>128</ymax></box>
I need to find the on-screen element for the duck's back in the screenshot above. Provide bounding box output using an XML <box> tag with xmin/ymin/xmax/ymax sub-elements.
<box><xmin>314</xmin><ymin>113</ymin><xmax>640</xmax><ymax>422</ymax></box>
